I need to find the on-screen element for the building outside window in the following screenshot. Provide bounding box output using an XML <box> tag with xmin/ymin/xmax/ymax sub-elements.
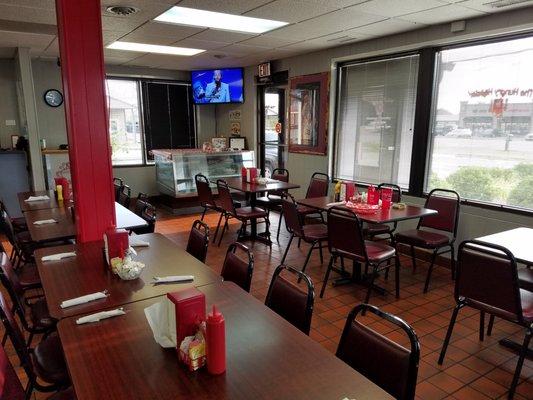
<box><xmin>426</xmin><ymin>36</ymin><xmax>533</xmax><ymax>209</ymax></box>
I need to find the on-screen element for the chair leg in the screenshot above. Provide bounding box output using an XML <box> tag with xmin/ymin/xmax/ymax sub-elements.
<box><xmin>300</xmin><ymin>242</ymin><xmax>315</xmax><ymax>278</ymax></box>
<box><xmin>318</xmin><ymin>241</ymin><xmax>324</xmax><ymax>264</ymax></box>
<box><xmin>479</xmin><ymin>311</ymin><xmax>485</xmax><ymax>342</ymax></box>
<box><xmin>438</xmin><ymin>303</ymin><xmax>463</xmax><ymax>364</ymax></box>
<box><xmin>509</xmin><ymin>327</ymin><xmax>532</xmax><ymax>399</ymax></box>
<box><xmin>320</xmin><ymin>256</ymin><xmax>335</xmax><ymax>298</ymax></box>
<box><xmin>423</xmin><ymin>249</ymin><xmax>438</xmax><ymax>293</ymax></box>
<box><xmin>276</xmin><ymin>209</ymin><xmax>283</xmax><ymax>241</ymax></box>
<box><xmin>487</xmin><ymin>314</ymin><xmax>495</xmax><ymax>336</ymax></box>
<box><xmin>217</xmin><ymin>216</ymin><xmax>229</xmax><ymax>247</ymax></box>
<box><xmin>450</xmin><ymin>244</ymin><xmax>456</xmax><ymax>280</ymax></box>
<box><xmin>27</xmin><ymin>332</ymin><xmax>34</xmax><ymax>348</ymax></box>
<box><xmin>410</xmin><ymin>245</ymin><xmax>417</xmax><ymax>272</ymax></box>
<box><xmin>200</xmin><ymin>207</ymin><xmax>207</xmax><ymax>221</ymax></box>
<box><xmin>280</xmin><ymin>234</ymin><xmax>294</xmax><ymax>265</ymax></box>
<box><xmin>395</xmin><ymin>254</ymin><xmax>400</xmax><ymax>298</ymax></box>
<box><xmin>212</xmin><ymin>212</ymin><xmax>224</xmax><ymax>243</ymax></box>
<box><xmin>364</xmin><ymin>264</ymin><xmax>377</xmax><ymax>305</ymax></box>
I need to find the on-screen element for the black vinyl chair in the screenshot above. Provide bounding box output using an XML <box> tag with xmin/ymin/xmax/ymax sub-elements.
<box><xmin>438</xmin><ymin>240</ymin><xmax>533</xmax><ymax>399</ymax></box>
<box><xmin>186</xmin><ymin>220</ymin><xmax>209</xmax><ymax>263</ymax></box>
<box><xmin>113</xmin><ymin>178</ymin><xmax>123</xmax><ymax>202</ymax></box>
<box><xmin>395</xmin><ymin>188</ymin><xmax>460</xmax><ymax>293</ymax></box>
<box><xmin>131</xmin><ymin>201</ymin><xmax>156</xmax><ymax>235</ymax></box>
<box><xmin>337</xmin><ymin>304</ymin><xmax>420</xmax><ymax>400</ymax></box>
<box><xmin>256</xmin><ymin>168</ymin><xmax>290</xmax><ymax>241</ymax></box>
<box><xmin>134</xmin><ymin>193</ymin><xmax>149</xmax><ymax>216</ymax></box>
<box><xmin>220</xmin><ymin>242</ymin><xmax>254</xmax><ymax>292</ymax></box>
<box><xmin>265</xmin><ymin>265</ymin><xmax>315</xmax><ymax>335</ymax></box>
<box><xmin>364</xmin><ymin>183</ymin><xmax>402</xmax><ymax>242</ymax></box>
<box><xmin>117</xmin><ymin>184</ymin><xmax>131</xmax><ymax>209</ymax></box>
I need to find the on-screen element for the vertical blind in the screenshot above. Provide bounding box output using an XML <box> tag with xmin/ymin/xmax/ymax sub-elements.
<box><xmin>334</xmin><ymin>54</ymin><xmax>419</xmax><ymax>188</ymax></box>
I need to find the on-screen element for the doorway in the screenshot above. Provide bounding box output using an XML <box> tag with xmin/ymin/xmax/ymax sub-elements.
<box><xmin>259</xmin><ymin>86</ymin><xmax>287</xmax><ymax>177</ymax></box>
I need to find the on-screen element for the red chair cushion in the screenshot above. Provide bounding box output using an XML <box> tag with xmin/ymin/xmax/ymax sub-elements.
<box><xmin>30</xmin><ymin>299</ymin><xmax>57</xmax><ymax>330</ymax></box>
<box><xmin>302</xmin><ymin>224</ymin><xmax>328</xmax><ymax>241</ymax></box>
<box><xmin>395</xmin><ymin>229</ymin><xmax>450</xmax><ymax>248</ymax></box>
<box><xmin>364</xmin><ymin>223</ymin><xmax>392</xmax><ymax>236</ymax></box>
<box><xmin>18</xmin><ymin>264</ymin><xmax>42</xmax><ymax>289</ymax></box>
<box><xmin>47</xmin><ymin>387</ymin><xmax>76</xmax><ymax>400</ymax></box>
<box><xmin>32</xmin><ymin>333</ymin><xmax>70</xmax><ymax>385</ymax></box>
<box><xmin>235</xmin><ymin>207</ymin><xmax>268</xmax><ymax>219</ymax></box>
<box><xmin>11</xmin><ymin>217</ymin><xmax>27</xmax><ymax>233</ymax></box>
<box><xmin>365</xmin><ymin>241</ymin><xmax>396</xmax><ymax>263</ymax></box>
<box><xmin>521</xmin><ymin>289</ymin><xmax>533</xmax><ymax>321</ymax></box>
<box><xmin>297</xmin><ymin>205</ymin><xmax>320</xmax><ymax>216</ymax></box>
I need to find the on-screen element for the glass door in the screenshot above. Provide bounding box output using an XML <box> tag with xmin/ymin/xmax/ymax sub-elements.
<box><xmin>259</xmin><ymin>86</ymin><xmax>287</xmax><ymax>177</ymax></box>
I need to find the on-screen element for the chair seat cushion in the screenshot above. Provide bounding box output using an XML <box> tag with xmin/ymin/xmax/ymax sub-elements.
<box><xmin>18</xmin><ymin>264</ymin><xmax>42</xmax><ymax>289</ymax></box>
<box><xmin>236</xmin><ymin>206</ymin><xmax>268</xmax><ymax>219</ymax></box>
<box><xmin>47</xmin><ymin>387</ymin><xmax>76</xmax><ymax>400</ymax></box>
<box><xmin>518</xmin><ymin>268</ymin><xmax>533</xmax><ymax>292</ymax></box>
<box><xmin>297</xmin><ymin>205</ymin><xmax>321</xmax><ymax>216</ymax></box>
<box><xmin>302</xmin><ymin>224</ymin><xmax>328</xmax><ymax>241</ymax></box>
<box><xmin>32</xmin><ymin>333</ymin><xmax>70</xmax><ymax>385</ymax></box>
<box><xmin>30</xmin><ymin>299</ymin><xmax>57</xmax><ymax>330</ymax></box>
<box><xmin>364</xmin><ymin>223</ymin><xmax>392</xmax><ymax>236</ymax></box>
<box><xmin>256</xmin><ymin>196</ymin><xmax>283</xmax><ymax>207</ymax></box>
<box><xmin>16</xmin><ymin>230</ymin><xmax>32</xmax><ymax>243</ymax></box>
<box><xmin>395</xmin><ymin>229</ymin><xmax>450</xmax><ymax>248</ymax></box>
<box><xmin>365</xmin><ymin>240</ymin><xmax>396</xmax><ymax>263</ymax></box>
<box><xmin>11</xmin><ymin>217</ymin><xmax>28</xmax><ymax>232</ymax></box>
<box><xmin>521</xmin><ymin>289</ymin><xmax>533</xmax><ymax>321</ymax></box>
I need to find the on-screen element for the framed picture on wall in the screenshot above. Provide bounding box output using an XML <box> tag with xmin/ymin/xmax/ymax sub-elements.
<box><xmin>11</xmin><ymin>135</ymin><xmax>19</xmax><ymax>149</ymax></box>
<box><xmin>288</xmin><ymin>72</ymin><xmax>329</xmax><ymax>155</ymax></box>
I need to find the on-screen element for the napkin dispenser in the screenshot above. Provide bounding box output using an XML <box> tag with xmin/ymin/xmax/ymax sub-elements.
<box><xmin>167</xmin><ymin>288</ymin><xmax>206</xmax><ymax>348</ymax></box>
<box><xmin>242</xmin><ymin>167</ymin><xmax>258</xmax><ymax>182</ymax></box>
<box><xmin>103</xmin><ymin>227</ymin><xmax>129</xmax><ymax>267</ymax></box>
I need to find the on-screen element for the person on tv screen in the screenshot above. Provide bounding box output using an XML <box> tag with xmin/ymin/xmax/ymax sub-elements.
<box><xmin>205</xmin><ymin>70</ymin><xmax>230</xmax><ymax>103</ymax></box>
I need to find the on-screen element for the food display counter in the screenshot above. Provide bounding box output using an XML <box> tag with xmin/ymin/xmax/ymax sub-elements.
<box><xmin>152</xmin><ymin>149</ymin><xmax>255</xmax><ymax>197</ymax></box>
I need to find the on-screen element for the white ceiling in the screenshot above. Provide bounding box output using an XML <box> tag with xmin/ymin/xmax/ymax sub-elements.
<box><xmin>0</xmin><ymin>0</ymin><xmax>531</xmax><ymax>69</ymax></box>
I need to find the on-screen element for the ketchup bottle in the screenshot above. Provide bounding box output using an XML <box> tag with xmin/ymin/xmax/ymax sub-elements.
<box><xmin>206</xmin><ymin>305</ymin><xmax>226</xmax><ymax>375</ymax></box>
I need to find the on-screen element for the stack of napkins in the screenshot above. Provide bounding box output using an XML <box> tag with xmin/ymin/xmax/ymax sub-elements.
<box><xmin>144</xmin><ymin>298</ymin><xmax>176</xmax><ymax>348</ymax></box>
<box><xmin>60</xmin><ymin>291</ymin><xmax>108</xmax><ymax>309</ymax></box>
<box><xmin>41</xmin><ymin>252</ymin><xmax>76</xmax><ymax>262</ymax></box>
<box><xmin>129</xmin><ymin>236</ymin><xmax>150</xmax><ymax>247</ymax></box>
<box><xmin>76</xmin><ymin>308</ymin><xmax>125</xmax><ymax>325</ymax></box>
<box><xmin>25</xmin><ymin>195</ymin><xmax>50</xmax><ymax>202</ymax></box>
<box><xmin>33</xmin><ymin>219</ymin><xmax>57</xmax><ymax>225</ymax></box>
<box><xmin>152</xmin><ymin>275</ymin><xmax>194</xmax><ymax>284</ymax></box>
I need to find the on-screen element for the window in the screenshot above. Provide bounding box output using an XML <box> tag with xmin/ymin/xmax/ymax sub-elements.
<box><xmin>426</xmin><ymin>36</ymin><xmax>533</xmax><ymax>210</ymax></box>
<box><xmin>334</xmin><ymin>54</ymin><xmax>419</xmax><ymax>188</ymax></box>
<box><xmin>105</xmin><ymin>79</ymin><xmax>144</xmax><ymax>166</ymax></box>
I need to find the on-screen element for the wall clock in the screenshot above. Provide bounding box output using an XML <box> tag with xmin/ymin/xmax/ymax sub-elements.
<box><xmin>44</xmin><ymin>89</ymin><xmax>63</xmax><ymax>107</ymax></box>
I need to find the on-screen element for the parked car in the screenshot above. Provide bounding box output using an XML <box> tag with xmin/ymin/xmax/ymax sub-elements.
<box><xmin>446</xmin><ymin>128</ymin><xmax>472</xmax><ymax>138</ymax></box>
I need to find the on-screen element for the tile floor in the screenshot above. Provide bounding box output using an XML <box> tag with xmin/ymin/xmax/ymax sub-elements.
<box><xmin>2</xmin><ymin>208</ymin><xmax>532</xmax><ymax>399</ymax></box>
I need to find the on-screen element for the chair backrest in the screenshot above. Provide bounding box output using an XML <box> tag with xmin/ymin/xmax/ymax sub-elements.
<box><xmin>216</xmin><ymin>180</ymin><xmax>236</xmax><ymax>215</ymax></box>
<box><xmin>0</xmin><ymin>210</ymin><xmax>17</xmax><ymax>249</ymax></box>
<box><xmin>306</xmin><ymin>172</ymin><xmax>329</xmax><ymax>199</ymax></box>
<box><xmin>456</xmin><ymin>240</ymin><xmax>524</xmax><ymax>323</ymax></box>
<box><xmin>265</xmin><ymin>265</ymin><xmax>314</xmax><ymax>335</ymax></box>
<box><xmin>195</xmin><ymin>174</ymin><xmax>216</xmax><ymax>207</ymax></box>
<box><xmin>141</xmin><ymin>203</ymin><xmax>156</xmax><ymax>231</ymax></box>
<box><xmin>220</xmin><ymin>242</ymin><xmax>254</xmax><ymax>292</ymax></box>
<box><xmin>268</xmin><ymin>168</ymin><xmax>290</xmax><ymax>197</ymax></box>
<box><xmin>186</xmin><ymin>220</ymin><xmax>209</xmax><ymax>263</ymax></box>
<box><xmin>113</xmin><ymin>178</ymin><xmax>123</xmax><ymax>201</ymax></box>
<box><xmin>0</xmin><ymin>253</ymin><xmax>26</xmax><ymax>324</ymax></box>
<box><xmin>134</xmin><ymin>193</ymin><xmax>148</xmax><ymax>216</ymax></box>
<box><xmin>327</xmin><ymin>207</ymin><xmax>367</xmax><ymax>263</ymax></box>
<box><xmin>0</xmin><ymin>292</ymin><xmax>34</xmax><ymax>384</ymax></box>
<box><xmin>378</xmin><ymin>183</ymin><xmax>402</xmax><ymax>203</ymax></box>
<box><xmin>0</xmin><ymin>342</ymin><xmax>25</xmax><ymax>400</ymax></box>
<box><xmin>281</xmin><ymin>194</ymin><xmax>304</xmax><ymax>238</ymax></box>
<box><xmin>336</xmin><ymin>304</ymin><xmax>420</xmax><ymax>400</ymax></box>
<box><xmin>118</xmin><ymin>184</ymin><xmax>132</xmax><ymax>209</ymax></box>
<box><xmin>419</xmin><ymin>189</ymin><xmax>460</xmax><ymax>235</ymax></box>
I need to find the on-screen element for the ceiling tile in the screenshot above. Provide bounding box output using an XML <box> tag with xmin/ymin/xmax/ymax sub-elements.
<box><xmin>237</xmin><ymin>35</ymin><xmax>300</xmax><ymax>48</ymax></box>
<box><xmin>101</xmin><ymin>1</ymin><xmax>172</xmax><ymax>22</ymax></box>
<box><xmin>243</xmin><ymin>0</ymin><xmax>341</xmax><ymax>23</ymax></box>
<box><xmin>0</xmin><ymin>30</ymin><xmax>54</xmax><ymax>52</ymax></box>
<box><xmin>119</xmin><ymin>32</ymin><xmax>177</xmax><ymax>45</ymax></box>
<box><xmin>456</xmin><ymin>0</ymin><xmax>533</xmax><ymax>13</ymax></box>
<box><xmin>172</xmin><ymin>38</ymin><xmax>229</xmax><ymax>50</ymax></box>
<box><xmin>398</xmin><ymin>4</ymin><xmax>486</xmax><ymax>24</ymax></box>
<box><xmin>129</xmin><ymin>22</ymin><xmax>204</xmax><ymax>39</ymax></box>
<box><xmin>102</xmin><ymin>31</ymin><xmax>125</xmax><ymax>46</ymax></box>
<box><xmin>217</xmin><ymin>43</ymin><xmax>270</xmax><ymax>56</ymax></box>
<box><xmin>264</xmin><ymin>8</ymin><xmax>386</xmax><ymax>41</ymax></box>
<box><xmin>101</xmin><ymin>15</ymin><xmax>144</xmax><ymax>33</ymax></box>
<box><xmin>345</xmin><ymin>18</ymin><xmax>425</xmax><ymax>36</ymax></box>
<box><xmin>174</xmin><ymin>0</ymin><xmax>272</xmax><ymax>14</ymax></box>
<box><xmin>0</xmin><ymin>0</ymin><xmax>54</xmax><ymax>9</ymax></box>
<box><xmin>352</xmin><ymin>0</ymin><xmax>446</xmax><ymax>17</ymax></box>
<box><xmin>104</xmin><ymin>48</ymin><xmax>143</xmax><ymax>60</ymax></box>
<box><xmin>188</xmin><ymin>29</ymin><xmax>257</xmax><ymax>43</ymax></box>
<box><xmin>40</xmin><ymin>36</ymin><xmax>58</xmax><ymax>56</ymax></box>
<box><xmin>0</xmin><ymin>4</ymin><xmax>56</xmax><ymax>25</ymax></box>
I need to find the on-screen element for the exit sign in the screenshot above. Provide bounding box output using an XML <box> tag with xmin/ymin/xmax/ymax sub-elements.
<box><xmin>258</xmin><ymin>62</ymin><xmax>271</xmax><ymax>78</ymax></box>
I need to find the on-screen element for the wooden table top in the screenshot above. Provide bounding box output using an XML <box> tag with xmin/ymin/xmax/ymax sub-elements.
<box><xmin>23</xmin><ymin>207</ymin><xmax>76</xmax><ymax>243</ymax></box>
<box><xmin>476</xmin><ymin>227</ymin><xmax>533</xmax><ymax>264</ymax></box>
<box><xmin>18</xmin><ymin>190</ymin><xmax>65</xmax><ymax>212</ymax></box>
<box><xmin>216</xmin><ymin>176</ymin><xmax>300</xmax><ymax>194</ymax></box>
<box><xmin>58</xmin><ymin>281</ymin><xmax>393</xmax><ymax>400</ymax></box>
<box><xmin>297</xmin><ymin>196</ymin><xmax>438</xmax><ymax>224</ymax></box>
<box><xmin>35</xmin><ymin>233</ymin><xmax>221</xmax><ymax>319</ymax></box>
<box><xmin>115</xmin><ymin>202</ymin><xmax>148</xmax><ymax>230</ymax></box>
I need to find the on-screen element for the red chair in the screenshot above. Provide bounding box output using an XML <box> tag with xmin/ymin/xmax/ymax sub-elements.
<box><xmin>280</xmin><ymin>194</ymin><xmax>328</xmax><ymax>276</ymax></box>
<box><xmin>265</xmin><ymin>265</ymin><xmax>315</xmax><ymax>335</ymax></box>
<box><xmin>256</xmin><ymin>168</ymin><xmax>290</xmax><ymax>241</ymax></box>
<box><xmin>117</xmin><ymin>184</ymin><xmax>131</xmax><ymax>209</ymax></box>
<box><xmin>113</xmin><ymin>177</ymin><xmax>123</xmax><ymax>202</ymax></box>
<box><xmin>337</xmin><ymin>304</ymin><xmax>420</xmax><ymax>400</ymax></box>
<box><xmin>320</xmin><ymin>207</ymin><xmax>400</xmax><ymax>303</ymax></box>
<box><xmin>186</xmin><ymin>220</ymin><xmax>209</xmax><ymax>263</ymax></box>
<box><xmin>220</xmin><ymin>242</ymin><xmax>254</xmax><ymax>292</ymax></box>
<box><xmin>364</xmin><ymin>183</ymin><xmax>402</xmax><ymax>242</ymax></box>
<box><xmin>215</xmin><ymin>179</ymin><xmax>270</xmax><ymax>246</ymax></box>
<box><xmin>296</xmin><ymin>172</ymin><xmax>329</xmax><ymax>221</ymax></box>
<box><xmin>438</xmin><ymin>240</ymin><xmax>532</xmax><ymax>399</ymax></box>
<box><xmin>394</xmin><ymin>188</ymin><xmax>460</xmax><ymax>293</ymax></box>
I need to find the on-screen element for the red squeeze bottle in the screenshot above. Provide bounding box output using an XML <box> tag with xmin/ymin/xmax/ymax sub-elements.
<box><xmin>206</xmin><ymin>304</ymin><xmax>226</xmax><ymax>375</ymax></box>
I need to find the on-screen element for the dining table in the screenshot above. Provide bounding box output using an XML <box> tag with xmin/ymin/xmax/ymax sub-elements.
<box><xmin>296</xmin><ymin>196</ymin><xmax>438</xmax><ymax>290</ymax></box>
<box><xmin>211</xmin><ymin>176</ymin><xmax>300</xmax><ymax>244</ymax></box>
<box><xmin>34</xmin><ymin>233</ymin><xmax>221</xmax><ymax>319</ymax></box>
<box><xmin>18</xmin><ymin>190</ymin><xmax>63</xmax><ymax>212</ymax></box>
<box><xmin>57</xmin><ymin>281</ymin><xmax>393</xmax><ymax>400</ymax></box>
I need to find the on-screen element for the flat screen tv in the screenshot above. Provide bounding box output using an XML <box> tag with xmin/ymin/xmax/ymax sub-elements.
<box><xmin>191</xmin><ymin>68</ymin><xmax>244</xmax><ymax>105</ymax></box>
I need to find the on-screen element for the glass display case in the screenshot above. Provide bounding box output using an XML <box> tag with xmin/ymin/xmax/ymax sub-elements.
<box><xmin>153</xmin><ymin>149</ymin><xmax>255</xmax><ymax>197</ymax></box>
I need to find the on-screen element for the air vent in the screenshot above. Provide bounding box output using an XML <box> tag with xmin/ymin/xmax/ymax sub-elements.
<box><xmin>105</xmin><ymin>6</ymin><xmax>139</xmax><ymax>16</ymax></box>
<box><xmin>213</xmin><ymin>54</ymin><xmax>227</xmax><ymax>59</ymax></box>
<box><xmin>483</xmin><ymin>0</ymin><xmax>532</xmax><ymax>8</ymax></box>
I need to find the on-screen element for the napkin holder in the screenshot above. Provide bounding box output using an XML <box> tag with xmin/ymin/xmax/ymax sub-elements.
<box><xmin>103</xmin><ymin>227</ymin><xmax>129</xmax><ymax>267</ymax></box>
<box><xmin>167</xmin><ymin>288</ymin><xmax>206</xmax><ymax>348</ymax></box>
<box><xmin>242</xmin><ymin>167</ymin><xmax>258</xmax><ymax>183</ymax></box>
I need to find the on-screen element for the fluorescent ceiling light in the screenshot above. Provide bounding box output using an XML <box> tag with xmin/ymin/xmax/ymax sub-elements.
<box><xmin>107</xmin><ymin>41</ymin><xmax>205</xmax><ymax>56</ymax></box>
<box><xmin>154</xmin><ymin>6</ymin><xmax>288</xmax><ymax>34</ymax></box>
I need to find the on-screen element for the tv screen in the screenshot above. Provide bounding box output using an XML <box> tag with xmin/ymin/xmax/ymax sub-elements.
<box><xmin>191</xmin><ymin>68</ymin><xmax>244</xmax><ymax>105</ymax></box>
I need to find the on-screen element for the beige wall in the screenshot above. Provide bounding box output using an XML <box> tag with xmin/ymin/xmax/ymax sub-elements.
<box><xmin>0</xmin><ymin>59</ymin><xmax>20</xmax><ymax>149</ymax></box>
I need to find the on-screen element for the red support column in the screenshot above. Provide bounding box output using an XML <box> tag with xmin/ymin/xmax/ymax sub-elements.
<box><xmin>55</xmin><ymin>0</ymin><xmax>115</xmax><ymax>242</ymax></box>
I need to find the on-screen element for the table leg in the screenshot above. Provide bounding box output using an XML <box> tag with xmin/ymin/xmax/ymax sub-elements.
<box><xmin>332</xmin><ymin>260</ymin><xmax>386</xmax><ymax>295</ymax></box>
<box><xmin>238</xmin><ymin>193</ymin><xmax>271</xmax><ymax>245</ymax></box>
